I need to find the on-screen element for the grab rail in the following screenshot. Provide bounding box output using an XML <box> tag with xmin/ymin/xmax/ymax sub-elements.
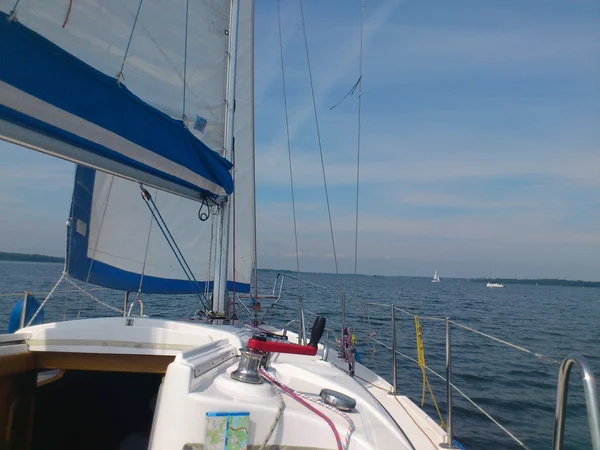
<box><xmin>552</xmin><ymin>354</ymin><xmax>600</xmax><ymax>450</ymax></box>
<box><xmin>126</xmin><ymin>298</ymin><xmax>144</xmax><ymax>317</ymax></box>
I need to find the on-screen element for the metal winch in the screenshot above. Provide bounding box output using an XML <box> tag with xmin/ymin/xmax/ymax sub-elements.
<box><xmin>231</xmin><ymin>316</ymin><xmax>327</xmax><ymax>384</ymax></box>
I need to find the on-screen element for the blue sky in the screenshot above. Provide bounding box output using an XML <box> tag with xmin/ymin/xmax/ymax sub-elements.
<box><xmin>1</xmin><ymin>0</ymin><xmax>599</xmax><ymax>279</ymax></box>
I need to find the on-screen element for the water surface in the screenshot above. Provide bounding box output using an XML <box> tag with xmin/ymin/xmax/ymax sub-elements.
<box><xmin>1</xmin><ymin>262</ymin><xmax>598</xmax><ymax>449</ymax></box>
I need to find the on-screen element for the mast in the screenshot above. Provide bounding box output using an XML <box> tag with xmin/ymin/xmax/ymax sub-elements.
<box><xmin>213</xmin><ymin>0</ymin><xmax>241</xmax><ymax>317</ymax></box>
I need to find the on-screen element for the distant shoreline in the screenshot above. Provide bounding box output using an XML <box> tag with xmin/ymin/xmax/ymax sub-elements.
<box><xmin>469</xmin><ymin>278</ymin><xmax>600</xmax><ymax>288</ymax></box>
<box><xmin>259</xmin><ymin>268</ymin><xmax>599</xmax><ymax>286</ymax></box>
<box><xmin>0</xmin><ymin>252</ymin><xmax>64</xmax><ymax>263</ymax></box>
<box><xmin>0</xmin><ymin>256</ymin><xmax>596</xmax><ymax>286</ymax></box>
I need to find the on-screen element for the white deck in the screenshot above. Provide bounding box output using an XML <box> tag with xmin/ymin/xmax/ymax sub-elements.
<box><xmin>4</xmin><ymin>317</ymin><xmax>450</xmax><ymax>449</ymax></box>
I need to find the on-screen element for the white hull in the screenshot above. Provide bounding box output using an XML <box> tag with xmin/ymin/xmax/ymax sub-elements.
<box><xmin>487</xmin><ymin>282</ymin><xmax>504</xmax><ymax>288</ymax></box>
<box><xmin>1</xmin><ymin>317</ymin><xmax>450</xmax><ymax>449</ymax></box>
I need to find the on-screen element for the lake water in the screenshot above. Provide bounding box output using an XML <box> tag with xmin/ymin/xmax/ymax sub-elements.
<box><xmin>1</xmin><ymin>261</ymin><xmax>598</xmax><ymax>449</ymax></box>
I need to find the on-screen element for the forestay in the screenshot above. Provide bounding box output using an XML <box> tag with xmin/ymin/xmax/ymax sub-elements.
<box><xmin>64</xmin><ymin>0</ymin><xmax>255</xmax><ymax>296</ymax></box>
<box><xmin>0</xmin><ymin>0</ymin><xmax>234</xmax><ymax>200</ymax></box>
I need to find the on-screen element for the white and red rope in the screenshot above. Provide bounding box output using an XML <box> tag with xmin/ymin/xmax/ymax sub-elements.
<box><xmin>259</xmin><ymin>368</ymin><xmax>355</xmax><ymax>450</ymax></box>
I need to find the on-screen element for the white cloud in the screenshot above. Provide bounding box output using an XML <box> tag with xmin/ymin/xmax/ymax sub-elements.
<box><xmin>256</xmin><ymin>141</ymin><xmax>600</xmax><ymax>188</ymax></box>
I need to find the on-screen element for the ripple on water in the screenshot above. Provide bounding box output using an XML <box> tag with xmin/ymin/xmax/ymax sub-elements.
<box><xmin>0</xmin><ymin>265</ymin><xmax>598</xmax><ymax>450</ymax></box>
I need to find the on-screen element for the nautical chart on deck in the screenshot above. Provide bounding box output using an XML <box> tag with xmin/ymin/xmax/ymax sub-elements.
<box><xmin>205</xmin><ymin>412</ymin><xmax>250</xmax><ymax>450</ymax></box>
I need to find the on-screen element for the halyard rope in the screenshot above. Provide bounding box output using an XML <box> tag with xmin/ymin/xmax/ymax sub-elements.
<box><xmin>259</xmin><ymin>368</ymin><xmax>355</xmax><ymax>450</ymax></box>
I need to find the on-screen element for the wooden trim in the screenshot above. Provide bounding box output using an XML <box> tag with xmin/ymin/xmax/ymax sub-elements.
<box><xmin>0</xmin><ymin>353</ymin><xmax>36</xmax><ymax>376</ymax></box>
<box><xmin>36</xmin><ymin>352</ymin><xmax>174</xmax><ymax>374</ymax></box>
<box><xmin>0</xmin><ymin>351</ymin><xmax>174</xmax><ymax>376</ymax></box>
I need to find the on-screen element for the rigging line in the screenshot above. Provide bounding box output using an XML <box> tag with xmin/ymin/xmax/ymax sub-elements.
<box><xmin>182</xmin><ymin>0</ymin><xmax>189</xmax><ymax>120</ymax></box>
<box><xmin>352</xmin><ymin>0</ymin><xmax>365</xmax><ymax>332</ymax></box>
<box><xmin>232</xmin><ymin>133</ymin><xmax>237</xmax><ymax>317</ymax></box>
<box><xmin>138</xmin><ymin>188</ymin><xmax>156</xmax><ymax>296</ymax></box>
<box><xmin>393</xmin><ymin>395</ymin><xmax>438</xmax><ymax>450</ymax></box>
<box><xmin>117</xmin><ymin>0</ymin><xmax>145</xmax><ymax>81</ymax></box>
<box><xmin>144</xmin><ymin>189</ymin><xmax>205</xmax><ymax>295</ymax></box>
<box><xmin>329</xmin><ymin>76</ymin><xmax>362</xmax><ymax>111</ymax></box>
<box><xmin>260</xmin><ymin>368</ymin><xmax>345</xmax><ymax>450</ymax></box>
<box><xmin>252</xmin><ymin>92</ymin><xmax>259</xmax><ymax>310</ymax></box>
<box><xmin>62</xmin><ymin>0</ymin><xmax>73</xmax><ymax>28</ymax></box>
<box><xmin>362</xmin><ymin>303</ymin><xmax>380</xmax><ymax>372</ymax></box>
<box><xmin>298</xmin><ymin>0</ymin><xmax>339</xmax><ymax>275</ymax></box>
<box><xmin>149</xmin><ymin>193</ymin><xmax>211</xmax><ymax>312</ymax></box>
<box><xmin>7</xmin><ymin>0</ymin><xmax>21</xmax><ymax>21</ymax></box>
<box><xmin>64</xmin><ymin>277</ymin><xmax>122</xmax><ymax>314</ymax></box>
<box><xmin>140</xmin><ymin>187</ymin><xmax>211</xmax><ymax>311</ymax></box>
<box><xmin>64</xmin><ymin>165</ymin><xmax>78</xmax><ymax>276</ymax></box>
<box><xmin>63</xmin><ymin>285</ymin><xmax>68</xmax><ymax>321</ymax></box>
<box><xmin>277</xmin><ymin>0</ymin><xmax>303</xmax><ymax>305</ymax></box>
<box><xmin>27</xmin><ymin>273</ymin><xmax>66</xmax><ymax>326</ymax></box>
<box><xmin>205</xmin><ymin>215</ymin><xmax>215</xmax><ymax>299</ymax></box>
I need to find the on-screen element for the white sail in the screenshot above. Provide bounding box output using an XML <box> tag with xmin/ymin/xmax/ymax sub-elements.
<box><xmin>63</xmin><ymin>0</ymin><xmax>255</xmax><ymax>295</ymax></box>
<box><xmin>67</xmin><ymin>167</ymin><xmax>214</xmax><ymax>293</ymax></box>
<box><xmin>0</xmin><ymin>0</ymin><xmax>234</xmax><ymax>199</ymax></box>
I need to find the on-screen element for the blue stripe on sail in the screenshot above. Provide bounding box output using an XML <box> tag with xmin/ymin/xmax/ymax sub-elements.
<box><xmin>66</xmin><ymin>166</ymin><xmax>250</xmax><ymax>294</ymax></box>
<box><xmin>0</xmin><ymin>104</ymin><xmax>225</xmax><ymax>200</ymax></box>
<box><xmin>0</xmin><ymin>11</ymin><xmax>233</xmax><ymax>198</ymax></box>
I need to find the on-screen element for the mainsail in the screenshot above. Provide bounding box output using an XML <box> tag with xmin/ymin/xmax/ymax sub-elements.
<box><xmin>62</xmin><ymin>0</ymin><xmax>255</xmax><ymax>296</ymax></box>
<box><xmin>0</xmin><ymin>0</ymin><xmax>235</xmax><ymax>200</ymax></box>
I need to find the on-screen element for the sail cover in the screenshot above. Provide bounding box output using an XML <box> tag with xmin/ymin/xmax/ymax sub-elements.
<box><xmin>65</xmin><ymin>0</ymin><xmax>255</xmax><ymax>295</ymax></box>
<box><xmin>0</xmin><ymin>1</ymin><xmax>234</xmax><ymax>200</ymax></box>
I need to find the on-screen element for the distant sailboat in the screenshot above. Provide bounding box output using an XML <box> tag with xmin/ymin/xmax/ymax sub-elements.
<box><xmin>432</xmin><ymin>270</ymin><xmax>440</xmax><ymax>283</ymax></box>
<box><xmin>487</xmin><ymin>272</ymin><xmax>504</xmax><ymax>288</ymax></box>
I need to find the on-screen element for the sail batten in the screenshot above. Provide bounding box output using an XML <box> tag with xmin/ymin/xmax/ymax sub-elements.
<box><xmin>0</xmin><ymin>2</ymin><xmax>233</xmax><ymax>200</ymax></box>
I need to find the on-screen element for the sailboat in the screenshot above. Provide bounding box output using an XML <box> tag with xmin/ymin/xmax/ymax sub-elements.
<box><xmin>486</xmin><ymin>273</ymin><xmax>504</xmax><ymax>288</ymax></box>
<box><xmin>3</xmin><ymin>2</ymin><xmax>599</xmax><ymax>449</ymax></box>
<box><xmin>432</xmin><ymin>270</ymin><xmax>440</xmax><ymax>283</ymax></box>
<box><xmin>0</xmin><ymin>1</ymin><xmax>457</xmax><ymax>449</ymax></box>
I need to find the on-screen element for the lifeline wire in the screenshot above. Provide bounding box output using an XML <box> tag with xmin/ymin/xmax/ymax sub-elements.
<box><xmin>368</xmin><ymin>335</ymin><xmax>530</xmax><ymax>448</ymax></box>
